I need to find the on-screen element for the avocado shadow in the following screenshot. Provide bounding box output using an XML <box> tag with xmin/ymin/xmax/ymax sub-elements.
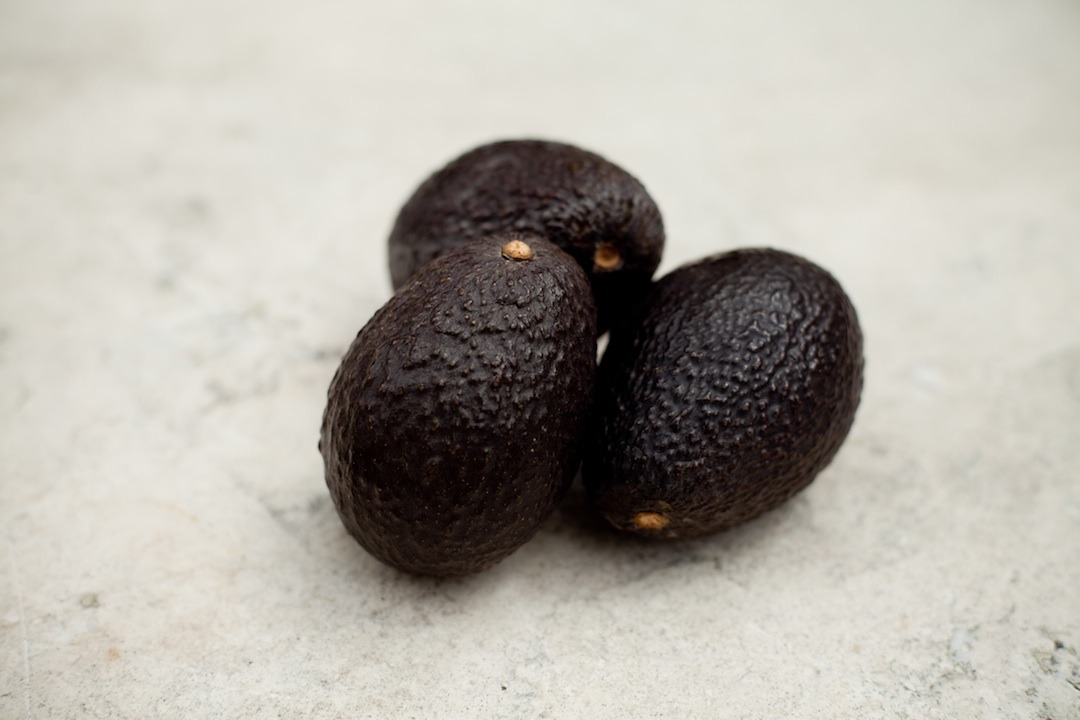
<box><xmin>539</xmin><ymin>473</ymin><xmax>809</xmax><ymax>582</ymax></box>
<box><xmin>306</xmin><ymin>480</ymin><xmax>537</xmax><ymax>608</ymax></box>
<box><xmin>309</xmin><ymin>468</ymin><xmax>810</xmax><ymax>609</ymax></box>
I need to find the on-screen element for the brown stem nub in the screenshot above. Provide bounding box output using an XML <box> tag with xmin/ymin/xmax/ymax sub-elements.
<box><xmin>502</xmin><ymin>239</ymin><xmax>534</xmax><ymax>261</ymax></box>
<box><xmin>633</xmin><ymin>512</ymin><xmax>669</xmax><ymax>531</ymax></box>
<box><xmin>593</xmin><ymin>242</ymin><xmax>623</xmax><ymax>272</ymax></box>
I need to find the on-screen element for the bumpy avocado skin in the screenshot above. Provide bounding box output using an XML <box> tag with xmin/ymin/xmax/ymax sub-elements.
<box><xmin>584</xmin><ymin>248</ymin><xmax>863</xmax><ymax>540</ymax></box>
<box><xmin>321</xmin><ymin>235</ymin><xmax>596</xmax><ymax>576</ymax></box>
<box><xmin>387</xmin><ymin>139</ymin><xmax>665</xmax><ymax>333</ymax></box>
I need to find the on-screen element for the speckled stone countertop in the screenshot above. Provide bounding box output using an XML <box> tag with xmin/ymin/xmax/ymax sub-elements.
<box><xmin>2</xmin><ymin>1</ymin><xmax>1079</xmax><ymax>718</ymax></box>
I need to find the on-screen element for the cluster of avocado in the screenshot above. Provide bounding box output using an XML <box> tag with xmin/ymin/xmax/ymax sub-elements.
<box><xmin>320</xmin><ymin>140</ymin><xmax>864</xmax><ymax>577</ymax></box>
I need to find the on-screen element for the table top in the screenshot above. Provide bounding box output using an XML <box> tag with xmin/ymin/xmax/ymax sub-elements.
<box><xmin>2</xmin><ymin>1</ymin><xmax>1079</xmax><ymax>717</ymax></box>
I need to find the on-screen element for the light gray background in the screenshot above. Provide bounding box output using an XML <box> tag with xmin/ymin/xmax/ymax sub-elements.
<box><xmin>2</xmin><ymin>1</ymin><xmax>1079</xmax><ymax>718</ymax></box>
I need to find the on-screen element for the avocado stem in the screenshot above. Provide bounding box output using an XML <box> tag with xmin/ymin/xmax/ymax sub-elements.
<box><xmin>593</xmin><ymin>242</ymin><xmax>623</xmax><ymax>271</ymax></box>
<box><xmin>502</xmin><ymin>239</ymin><xmax>534</xmax><ymax>261</ymax></box>
<box><xmin>633</xmin><ymin>511</ymin><xmax>669</xmax><ymax>531</ymax></box>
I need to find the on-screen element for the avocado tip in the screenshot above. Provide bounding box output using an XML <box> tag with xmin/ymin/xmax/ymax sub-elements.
<box><xmin>593</xmin><ymin>242</ymin><xmax>623</xmax><ymax>272</ymax></box>
<box><xmin>633</xmin><ymin>511</ymin><xmax>669</xmax><ymax>531</ymax></box>
<box><xmin>502</xmin><ymin>239</ymin><xmax>534</xmax><ymax>261</ymax></box>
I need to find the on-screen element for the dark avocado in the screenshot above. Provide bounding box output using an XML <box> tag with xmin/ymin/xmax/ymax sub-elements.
<box><xmin>321</xmin><ymin>234</ymin><xmax>596</xmax><ymax>576</ymax></box>
<box><xmin>583</xmin><ymin>248</ymin><xmax>863</xmax><ymax>540</ymax></box>
<box><xmin>387</xmin><ymin>139</ymin><xmax>665</xmax><ymax>334</ymax></box>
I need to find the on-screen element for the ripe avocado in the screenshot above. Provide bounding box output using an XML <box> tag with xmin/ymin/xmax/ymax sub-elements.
<box><xmin>583</xmin><ymin>248</ymin><xmax>863</xmax><ymax>540</ymax></box>
<box><xmin>321</xmin><ymin>234</ymin><xmax>596</xmax><ymax>576</ymax></box>
<box><xmin>387</xmin><ymin>139</ymin><xmax>665</xmax><ymax>333</ymax></box>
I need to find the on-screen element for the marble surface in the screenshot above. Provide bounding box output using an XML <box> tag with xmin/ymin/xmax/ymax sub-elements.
<box><xmin>2</xmin><ymin>0</ymin><xmax>1079</xmax><ymax>717</ymax></box>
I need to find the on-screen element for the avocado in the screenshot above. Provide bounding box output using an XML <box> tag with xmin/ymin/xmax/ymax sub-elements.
<box><xmin>387</xmin><ymin>139</ymin><xmax>665</xmax><ymax>334</ymax></box>
<box><xmin>583</xmin><ymin>248</ymin><xmax>863</xmax><ymax>540</ymax></box>
<box><xmin>321</xmin><ymin>234</ymin><xmax>596</xmax><ymax>576</ymax></box>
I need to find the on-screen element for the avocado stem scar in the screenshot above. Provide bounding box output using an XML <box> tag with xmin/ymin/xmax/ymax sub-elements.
<box><xmin>593</xmin><ymin>242</ymin><xmax>623</xmax><ymax>272</ymax></box>
<box><xmin>633</xmin><ymin>511</ymin><xmax>669</xmax><ymax>530</ymax></box>
<box><xmin>502</xmin><ymin>239</ymin><xmax>534</xmax><ymax>261</ymax></box>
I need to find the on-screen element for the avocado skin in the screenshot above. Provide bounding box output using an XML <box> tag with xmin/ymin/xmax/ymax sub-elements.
<box><xmin>387</xmin><ymin>139</ymin><xmax>665</xmax><ymax>333</ymax></box>
<box><xmin>321</xmin><ymin>235</ymin><xmax>596</xmax><ymax>576</ymax></box>
<box><xmin>583</xmin><ymin>248</ymin><xmax>863</xmax><ymax>540</ymax></box>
